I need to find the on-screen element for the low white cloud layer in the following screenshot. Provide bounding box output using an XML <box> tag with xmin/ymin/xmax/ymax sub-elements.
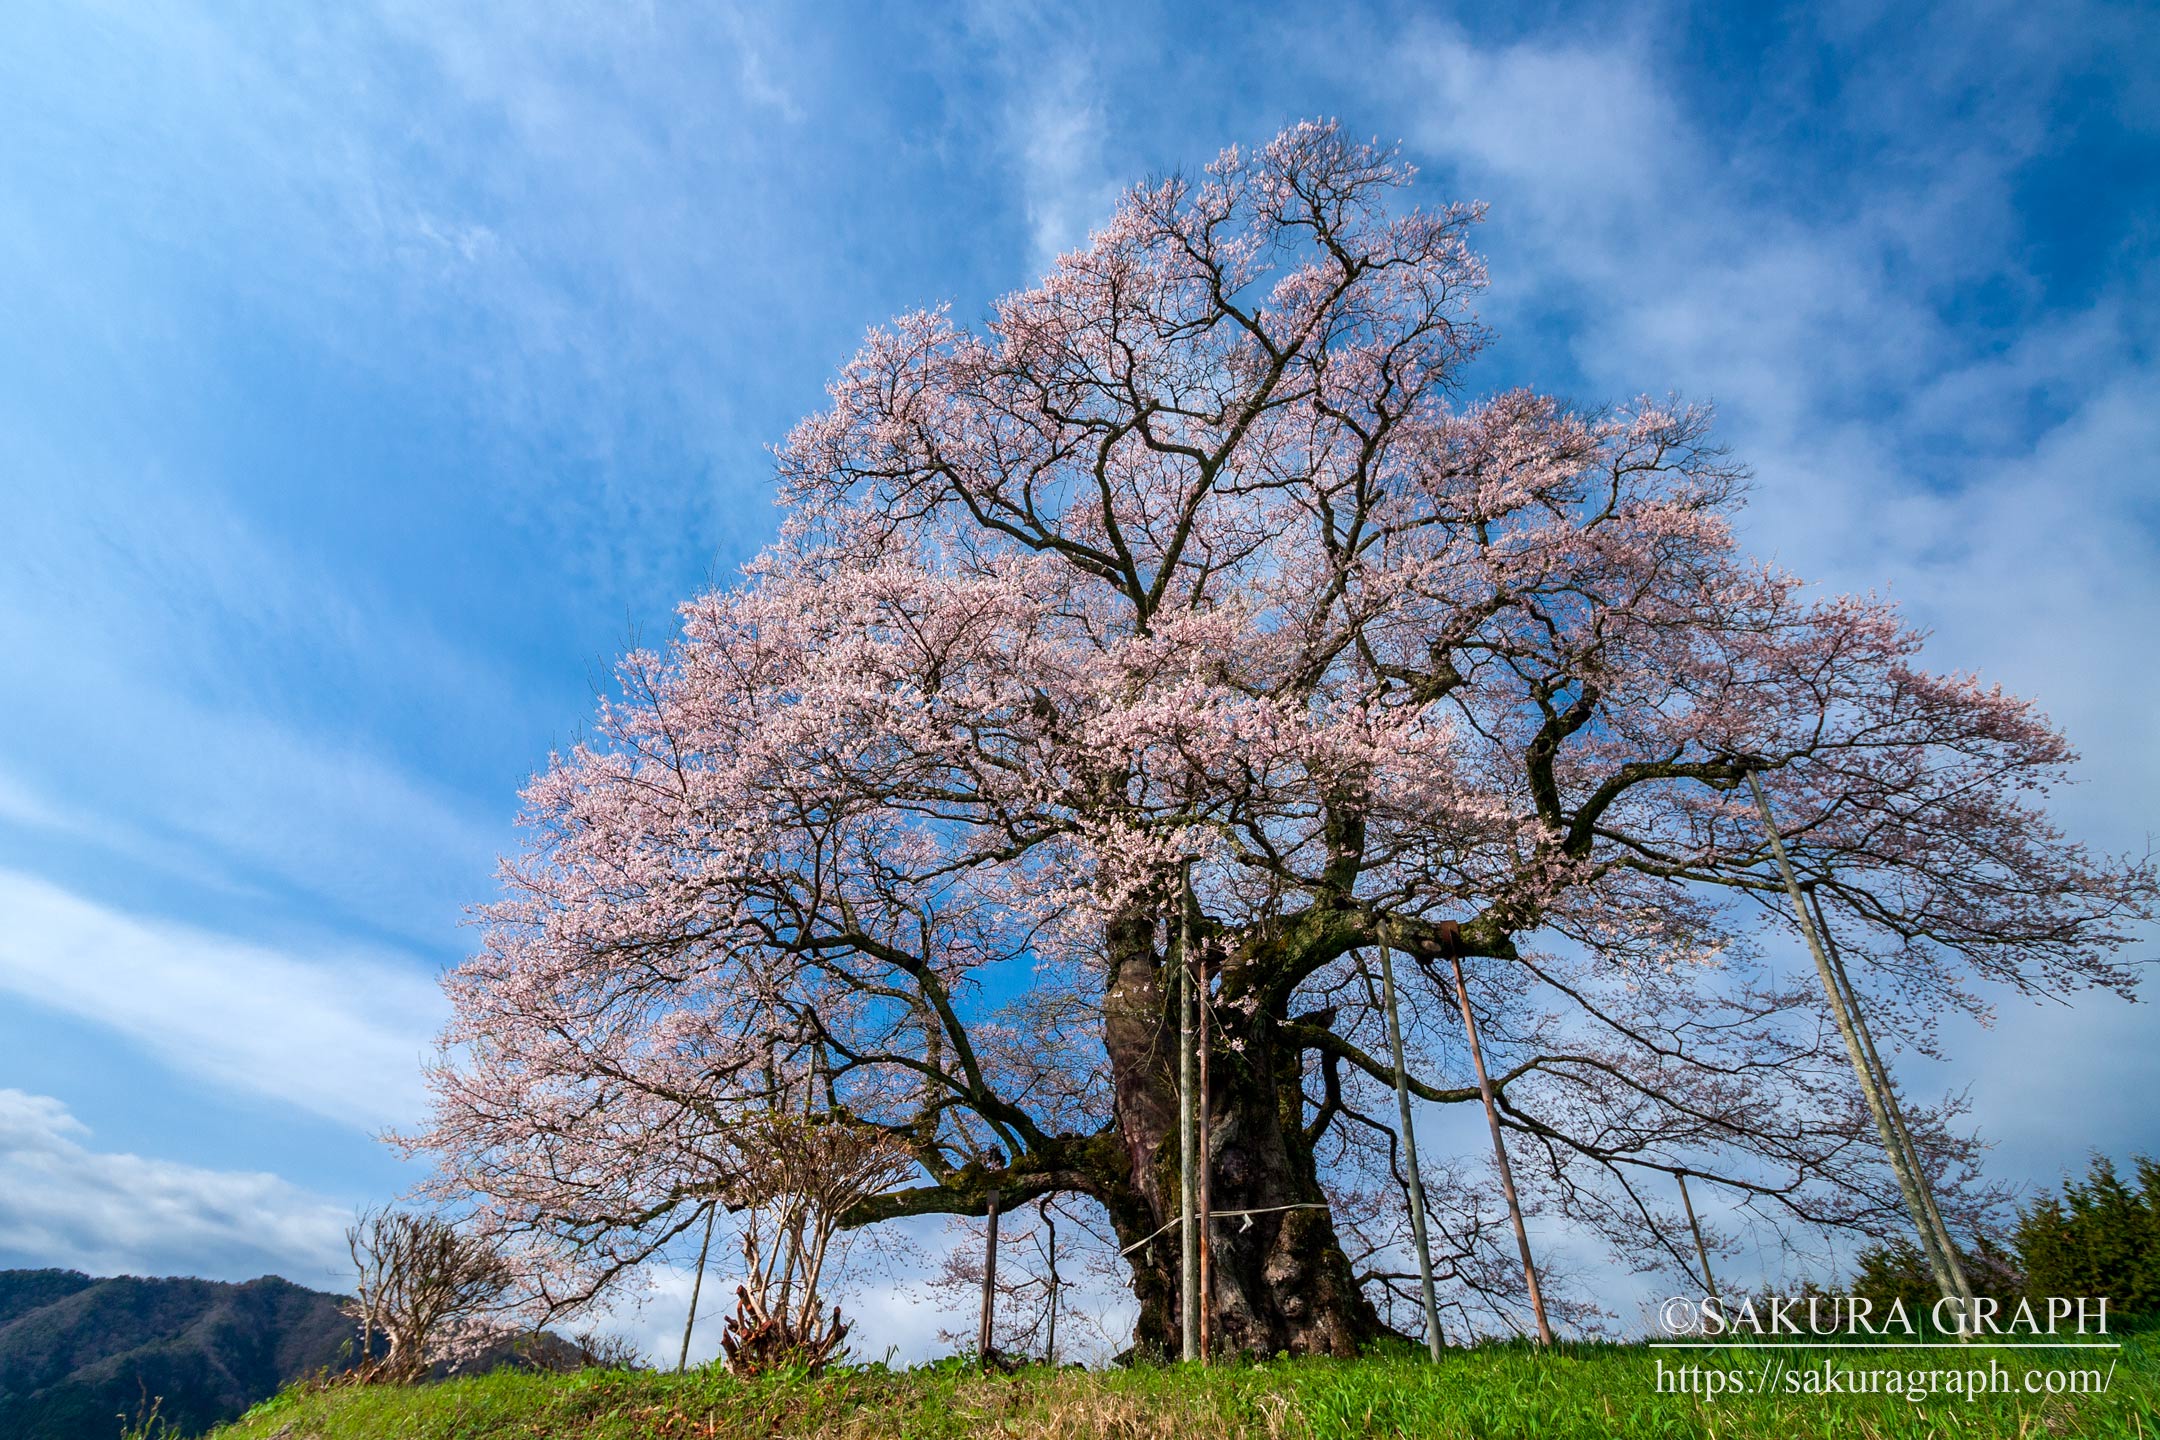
<box><xmin>0</xmin><ymin>1089</ymin><xmax>350</xmax><ymax>1286</ymax></box>
<box><xmin>0</xmin><ymin>871</ymin><xmax>443</xmax><ymax>1132</ymax></box>
<box><xmin>579</xmin><ymin>1212</ymin><xmax>1136</xmax><ymax>1369</ymax></box>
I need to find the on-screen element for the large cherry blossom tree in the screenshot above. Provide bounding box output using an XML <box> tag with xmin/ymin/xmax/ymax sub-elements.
<box><xmin>408</xmin><ymin>122</ymin><xmax>2154</xmax><ymax>1356</ymax></box>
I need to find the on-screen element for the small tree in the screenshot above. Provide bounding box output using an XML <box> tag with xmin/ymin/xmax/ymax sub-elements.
<box><xmin>1847</xmin><ymin>1236</ymin><xmax>2019</xmax><ymax>1318</ymax></box>
<box><xmin>343</xmin><ymin>1208</ymin><xmax>511</xmax><ymax>1383</ymax></box>
<box><xmin>568</xmin><ymin>1329</ymin><xmax>648</xmax><ymax>1370</ymax></box>
<box><xmin>2017</xmin><ymin>1154</ymin><xmax>2160</xmax><ymax>1318</ymax></box>
<box><xmin>717</xmin><ymin>1113</ymin><xmax>912</xmax><ymax>1375</ymax></box>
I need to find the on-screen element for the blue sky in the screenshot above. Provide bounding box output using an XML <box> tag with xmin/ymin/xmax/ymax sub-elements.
<box><xmin>1</xmin><ymin>0</ymin><xmax>2154</xmax><ymax>1357</ymax></box>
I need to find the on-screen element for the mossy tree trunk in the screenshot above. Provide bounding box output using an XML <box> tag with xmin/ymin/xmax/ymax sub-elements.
<box><xmin>1100</xmin><ymin>906</ymin><xmax>1383</xmax><ymax>1358</ymax></box>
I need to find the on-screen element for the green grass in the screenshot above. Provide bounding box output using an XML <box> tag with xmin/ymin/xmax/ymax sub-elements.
<box><xmin>209</xmin><ymin>1331</ymin><xmax>2160</xmax><ymax>1440</ymax></box>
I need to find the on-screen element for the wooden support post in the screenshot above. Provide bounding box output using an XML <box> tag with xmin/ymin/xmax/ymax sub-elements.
<box><xmin>1042</xmin><ymin>1199</ymin><xmax>1060</xmax><ymax>1367</ymax></box>
<box><xmin>1450</xmin><ymin>952</ymin><xmax>1553</xmax><ymax>1344</ymax></box>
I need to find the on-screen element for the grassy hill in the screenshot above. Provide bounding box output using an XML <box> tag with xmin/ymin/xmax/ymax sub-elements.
<box><xmin>210</xmin><ymin>1332</ymin><xmax>2160</xmax><ymax>1440</ymax></box>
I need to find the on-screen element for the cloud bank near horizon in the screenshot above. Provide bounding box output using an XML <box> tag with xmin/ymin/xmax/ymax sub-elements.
<box><xmin>0</xmin><ymin>1090</ymin><xmax>352</xmax><ymax>1288</ymax></box>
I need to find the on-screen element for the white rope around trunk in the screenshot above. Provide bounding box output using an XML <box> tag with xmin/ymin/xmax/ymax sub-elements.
<box><xmin>1118</xmin><ymin>1202</ymin><xmax>1332</xmax><ymax>1256</ymax></box>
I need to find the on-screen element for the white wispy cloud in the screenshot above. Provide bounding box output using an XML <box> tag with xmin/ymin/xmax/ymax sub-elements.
<box><xmin>0</xmin><ymin>871</ymin><xmax>443</xmax><ymax>1132</ymax></box>
<box><xmin>0</xmin><ymin>443</ymin><xmax>517</xmax><ymax>940</ymax></box>
<box><xmin>0</xmin><ymin>771</ymin><xmax>89</xmax><ymax>839</ymax></box>
<box><xmin>954</xmin><ymin>1</ymin><xmax>1127</xmax><ymax>277</ymax></box>
<box><xmin>1011</xmin><ymin>65</ymin><xmax>1120</xmax><ymax>275</ymax></box>
<box><xmin>0</xmin><ymin>1089</ymin><xmax>351</xmax><ymax>1285</ymax></box>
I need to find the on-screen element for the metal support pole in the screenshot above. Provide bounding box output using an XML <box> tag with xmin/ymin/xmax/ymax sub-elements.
<box><xmin>1376</xmin><ymin>936</ymin><xmax>1444</xmax><ymax>1360</ymax></box>
<box><xmin>1195</xmin><ymin>880</ymin><xmax>1213</xmax><ymax>1362</ymax></box>
<box><xmin>1746</xmin><ymin>772</ymin><xmax>1963</xmax><ymax>1316</ymax></box>
<box><xmin>1675</xmin><ymin>1172</ymin><xmax>1718</xmax><ymax>1304</ymax></box>
<box><xmin>677</xmin><ymin>1200</ymin><xmax>716</xmax><ymax>1372</ymax></box>
<box><xmin>1811</xmin><ymin>888</ymin><xmax>1976</xmax><ymax>1309</ymax></box>
<box><xmin>978</xmin><ymin>1185</ymin><xmax>1002</xmax><ymax>1367</ymax></box>
<box><xmin>1042</xmin><ymin>1200</ymin><xmax>1060</xmax><ymax>1367</ymax></box>
<box><xmin>1177</xmin><ymin>861</ymin><xmax>1199</xmax><ymax>1363</ymax></box>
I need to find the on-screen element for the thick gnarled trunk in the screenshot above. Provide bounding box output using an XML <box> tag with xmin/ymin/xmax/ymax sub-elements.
<box><xmin>1100</xmin><ymin>909</ymin><xmax>1382</xmax><ymax>1357</ymax></box>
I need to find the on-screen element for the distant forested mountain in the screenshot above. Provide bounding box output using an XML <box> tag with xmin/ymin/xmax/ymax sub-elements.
<box><xmin>0</xmin><ymin>1269</ymin><xmax>354</xmax><ymax>1440</ymax></box>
